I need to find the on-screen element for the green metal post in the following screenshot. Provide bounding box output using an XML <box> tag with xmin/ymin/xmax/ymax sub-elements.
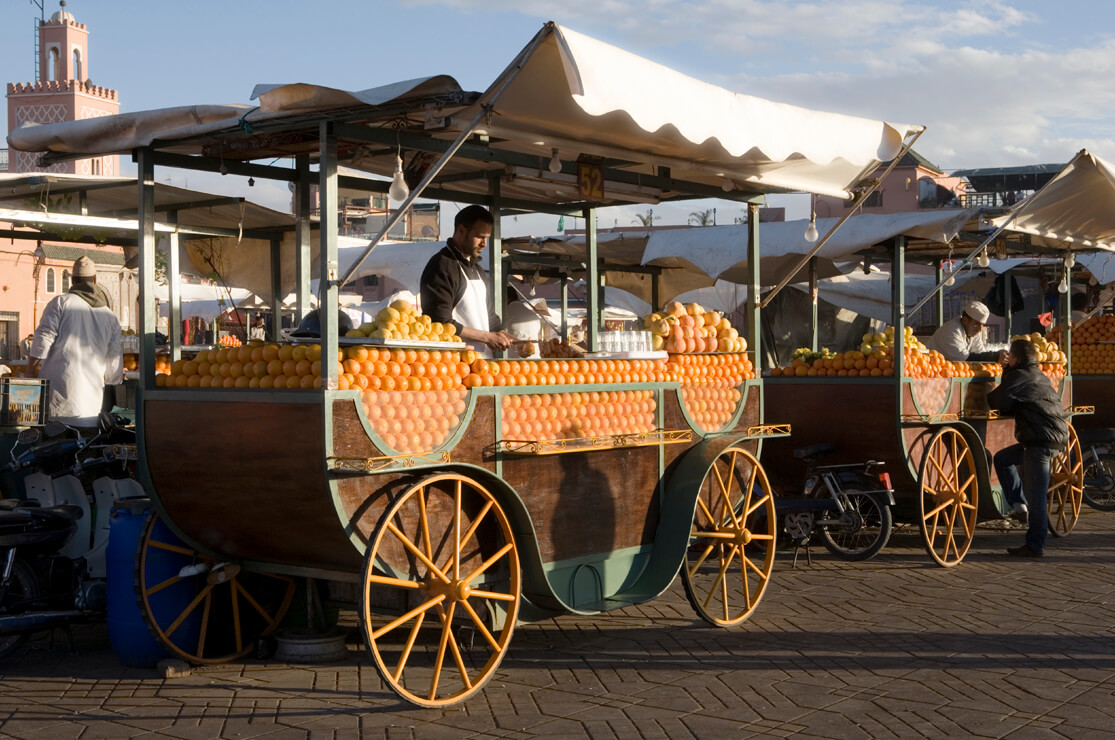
<box><xmin>166</xmin><ymin>210</ymin><xmax>181</xmax><ymax>361</ymax></box>
<box><xmin>584</xmin><ymin>207</ymin><xmax>599</xmax><ymax>351</ymax></box>
<box><xmin>270</xmin><ymin>238</ymin><xmax>282</xmax><ymax>341</ymax></box>
<box><xmin>560</xmin><ymin>275</ymin><xmax>569</xmax><ymax>341</ymax></box>
<box><xmin>892</xmin><ymin>237</ymin><xmax>905</xmax><ymax>380</ymax></box>
<box><xmin>935</xmin><ymin>263</ymin><xmax>944</xmax><ymax>326</ymax></box>
<box><xmin>1003</xmin><ymin>268</ymin><xmax>1013</xmax><ymax>338</ymax></box>
<box><xmin>294</xmin><ymin>153</ymin><xmax>313</xmax><ymax>323</ymax></box>
<box><xmin>1064</xmin><ymin>262</ymin><xmax>1072</xmax><ymax>382</ymax></box>
<box><xmin>137</xmin><ymin>148</ymin><xmax>157</xmax><ymax>392</ymax></box>
<box><xmin>318</xmin><ymin>124</ymin><xmax>340</xmax><ymax>389</ymax></box>
<box><xmin>746</xmin><ymin>203</ymin><xmax>761</xmax><ymax>369</ymax></box>
<box><xmin>490</xmin><ymin>175</ymin><xmax>504</xmax><ymax>328</ymax></box>
<box><xmin>809</xmin><ymin>256</ymin><xmax>819</xmax><ymax>352</ymax></box>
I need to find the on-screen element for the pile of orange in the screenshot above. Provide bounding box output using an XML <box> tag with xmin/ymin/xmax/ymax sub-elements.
<box><xmin>337</xmin><ymin>346</ymin><xmax>468</xmax><ymax>391</ymax></box>
<box><xmin>772</xmin><ymin>349</ymin><xmax>896</xmax><ymax>377</ymax></box>
<box><xmin>217</xmin><ymin>334</ymin><xmax>242</xmax><ymax>348</ymax></box>
<box><xmin>500</xmin><ymin>390</ymin><xmax>656</xmax><ymax>440</ymax></box>
<box><xmin>157</xmin><ymin>343</ymin><xmax>332</xmax><ymax>388</ymax></box>
<box><xmin>465</xmin><ymin>357</ymin><xmax>669</xmax><ymax>387</ymax></box>
<box><xmin>1051</xmin><ymin>315</ymin><xmax>1115</xmax><ymax>375</ymax></box>
<box><xmin>362</xmin><ymin>390</ymin><xmax>468</xmax><ymax>453</ymax></box>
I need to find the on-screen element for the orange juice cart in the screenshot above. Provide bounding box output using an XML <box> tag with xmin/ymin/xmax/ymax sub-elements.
<box><xmin>10</xmin><ymin>23</ymin><xmax>922</xmax><ymax>705</ymax></box>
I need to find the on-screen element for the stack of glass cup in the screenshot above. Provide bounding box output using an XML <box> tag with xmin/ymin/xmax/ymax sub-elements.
<box><xmin>599</xmin><ymin>330</ymin><xmax>653</xmax><ymax>353</ymax></box>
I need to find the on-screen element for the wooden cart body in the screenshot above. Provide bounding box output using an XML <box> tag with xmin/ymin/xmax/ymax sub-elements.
<box><xmin>141</xmin><ymin>376</ymin><xmax>776</xmax><ymax>617</ymax></box>
<box><xmin>762</xmin><ymin>373</ymin><xmax>1072</xmax><ymax>522</ymax></box>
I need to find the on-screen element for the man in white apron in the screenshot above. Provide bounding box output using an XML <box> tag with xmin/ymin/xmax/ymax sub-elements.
<box><xmin>420</xmin><ymin>206</ymin><xmax>513</xmax><ymax>358</ymax></box>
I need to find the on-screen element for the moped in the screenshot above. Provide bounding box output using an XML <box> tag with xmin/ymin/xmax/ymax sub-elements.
<box><xmin>0</xmin><ymin>414</ymin><xmax>142</xmax><ymax>657</ymax></box>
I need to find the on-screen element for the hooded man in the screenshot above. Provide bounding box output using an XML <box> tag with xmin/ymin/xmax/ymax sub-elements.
<box><xmin>29</xmin><ymin>256</ymin><xmax>122</xmax><ymax>427</ymax></box>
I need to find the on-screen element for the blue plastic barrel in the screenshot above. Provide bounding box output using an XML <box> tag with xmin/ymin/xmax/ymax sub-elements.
<box><xmin>107</xmin><ymin>499</ymin><xmax>170</xmax><ymax>668</ymax></box>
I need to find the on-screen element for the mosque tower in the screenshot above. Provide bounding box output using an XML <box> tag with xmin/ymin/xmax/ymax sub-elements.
<box><xmin>6</xmin><ymin>1</ymin><xmax>119</xmax><ymax>174</ymax></box>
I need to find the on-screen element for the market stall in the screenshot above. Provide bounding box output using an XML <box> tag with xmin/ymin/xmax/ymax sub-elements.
<box><xmin>10</xmin><ymin>22</ymin><xmax>921</xmax><ymax>705</ymax></box>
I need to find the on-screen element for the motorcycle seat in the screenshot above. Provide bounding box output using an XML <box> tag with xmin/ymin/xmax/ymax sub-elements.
<box><xmin>24</xmin><ymin>504</ymin><xmax>84</xmax><ymax>523</ymax></box>
<box><xmin>0</xmin><ymin>499</ymin><xmax>24</xmax><ymax>509</ymax></box>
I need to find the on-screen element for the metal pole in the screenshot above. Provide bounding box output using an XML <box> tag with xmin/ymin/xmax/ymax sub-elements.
<box><xmin>747</xmin><ymin>203</ymin><xmax>762</xmax><ymax>370</ymax></box>
<box><xmin>490</xmin><ymin>174</ymin><xmax>504</xmax><ymax>333</ymax></box>
<box><xmin>137</xmin><ymin>148</ymin><xmax>157</xmax><ymax>393</ymax></box>
<box><xmin>1003</xmin><ymin>268</ymin><xmax>1013</xmax><ymax>338</ymax></box>
<box><xmin>892</xmin><ymin>237</ymin><xmax>905</xmax><ymax>381</ymax></box>
<box><xmin>166</xmin><ymin>210</ymin><xmax>181</xmax><ymax>362</ymax></box>
<box><xmin>584</xmin><ymin>208</ymin><xmax>599</xmax><ymax>352</ymax></box>
<box><xmin>270</xmin><ymin>238</ymin><xmax>282</xmax><ymax>341</ymax></box>
<box><xmin>935</xmin><ymin>263</ymin><xmax>944</xmax><ymax>326</ymax></box>
<box><xmin>809</xmin><ymin>256</ymin><xmax>819</xmax><ymax>352</ymax></box>
<box><xmin>760</xmin><ymin>127</ymin><xmax>925</xmax><ymax>310</ymax></box>
<box><xmin>319</xmin><ymin>123</ymin><xmax>340</xmax><ymax>389</ymax></box>
<box><xmin>560</xmin><ymin>275</ymin><xmax>569</xmax><ymax>341</ymax></box>
<box><xmin>294</xmin><ymin>153</ymin><xmax>312</xmax><ymax>323</ymax></box>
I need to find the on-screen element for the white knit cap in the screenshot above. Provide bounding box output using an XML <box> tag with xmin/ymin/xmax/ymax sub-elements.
<box><xmin>963</xmin><ymin>301</ymin><xmax>990</xmax><ymax>324</ymax></box>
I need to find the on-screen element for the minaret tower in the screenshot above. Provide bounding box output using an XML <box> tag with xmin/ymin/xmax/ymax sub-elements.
<box><xmin>6</xmin><ymin>1</ymin><xmax>119</xmax><ymax>174</ymax></box>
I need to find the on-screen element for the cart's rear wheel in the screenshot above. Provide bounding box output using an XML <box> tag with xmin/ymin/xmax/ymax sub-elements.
<box><xmin>681</xmin><ymin>446</ymin><xmax>776</xmax><ymax>627</ymax></box>
<box><xmin>917</xmin><ymin>427</ymin><xmax>978</xmax><ymax>567</ymax></box>
<box><xmin>1048</xmin><ymin>424</ymin><xmax>1083</xmax><ymax>537</ymax></box>
<box><xmin>136</xmin><ymin>513</ymin><xmax>296</xmax><ymax>664</ymax></box>
<box><xmin>362</xmin><ymin>472</ymin><xmax>521</xmax><ymax>708</ymax></box>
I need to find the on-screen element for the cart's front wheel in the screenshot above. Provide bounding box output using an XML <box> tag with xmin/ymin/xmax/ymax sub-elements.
<box><xmin>136</xmin><ymin>513</ymin><xmax>295</xmax><ymax>664</ymax></box>
<box><xmin>1083</xmin><ymin>450</ymin><xmax>1115</xmax><ymax>511</ymax></box>
<box><xmin>917</xmin><ymin>427</ymin><xmax>978</xmax><ymax>567</ymax></box>
<box><xmin>681</xmin><ymin>446</ymin><xmax>776</xmax><ymax>627</ymax></box>
<box><xmin>362</xmin><ymin>472</ymin><xmax>521</xmax><ymax>708</ymax></box>
<box><xmin>1048</xmin><ymin>424</ymin><xmax>1083</xmax><ymax>537</ymax></box>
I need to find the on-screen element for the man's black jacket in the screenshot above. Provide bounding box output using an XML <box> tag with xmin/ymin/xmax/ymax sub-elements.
<box><xmin>987</xmin><ymin>361</ymin><xmax>1069</xmax><ymax>450</ymax></box>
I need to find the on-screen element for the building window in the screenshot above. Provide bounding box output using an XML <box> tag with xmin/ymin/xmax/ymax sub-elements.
<box><xmin>847</xmin><ymin>191</ymin><xmax>884</xmax><ymax>208</ymax></box>
<box><xmin>47</xmin><ymin>48</ymin><xmax>59</xmax><ymax>81</ymax></box>
<box><xmin>72</xmin><ymin>49</ymin><xmax>82</xmax><ymax>80</ymax></box>
<box><xmin>46</xmin><ymin>268</ymin><xmax>55</xmax><ymax>293</ymax></box>
<box><xmin>91</xmin><ymin>158</ymin><xmax>101</xmax><ymax>175</ymax></box>
<box><xmin>62</xmin><ymin>269</ymin><xmax>71</xmax><ymax>292</ymax></box>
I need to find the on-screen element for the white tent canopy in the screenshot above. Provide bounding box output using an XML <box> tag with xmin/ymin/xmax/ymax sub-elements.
<box><xmin>996</xmin><ymin>150</ymin><xmax>1115</xmax><ymax>251</ymax></box>
<box><xmin>641</xmin><ymin>209</ymin><xmax>977</xmax><ymax>284</ymax></box>
<box><xmin>789</xmin><ymin>271</ymin><xmax>976</xmax><ymax>324</ymax></box>
<box><xmin>10</xmin><ymin>23</ymin><xmax>922</xmax><ymax>206</ymax></box>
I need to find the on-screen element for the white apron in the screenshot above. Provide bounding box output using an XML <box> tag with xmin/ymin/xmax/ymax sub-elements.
<box><xmin>452</xmin><ymin>263</ymin><xmax>493</xmax><ymax>358</ymax></box>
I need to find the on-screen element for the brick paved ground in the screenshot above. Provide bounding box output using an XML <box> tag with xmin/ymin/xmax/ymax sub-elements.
<box><xmin>2</xmin><ymin>510</ymin><xmax>1114</xmax><ymax>739</ymax></box>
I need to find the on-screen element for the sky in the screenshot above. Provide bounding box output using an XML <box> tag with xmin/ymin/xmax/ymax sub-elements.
<box><xmin>2</xmin><ymin>0</ymin><xmax>1113</xmax><ymax>237</ymax></box>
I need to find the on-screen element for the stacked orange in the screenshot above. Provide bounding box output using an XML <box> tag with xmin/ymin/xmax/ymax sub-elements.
<box><xmin>217</xmin><ymin>334</ymin><xmax>242</xmax><ymax>348</ymax></box>
<box><xmin>337</xmin><ymin>346</ymin><xmax>468</xmax><ymax>392</ymax></box>
<box><xmin>363</xmin><ymin>390</ymin><xmax>468</xmax><ymax>453</ymax></box>
<box><xmin>772</xmin><ymin>348</ymin><xmax>895</xmax><ymax>377</ymax></box>
<box><xmin>500</xmin><ymin>390</ymin><xmax>656</xmax><ymax>440</ymax></box>
<box><xmin>465</xmin><ymin>357</ymin><xmax>670</xmax><ymax>387</ymax></box>
<box><xmin>668</xmin><ymin>353</ymin><xmax>751</xmax><ymax>430</ymax></box>
<box><xmin>1051</xmin><ymin>315</ymin><xmax>1115</xmax><ymax>375</ymax></box>
<box><xmin>157</xmin><ymin>343</ymin><xmax>331</xmax><ymax>388</ymax></box>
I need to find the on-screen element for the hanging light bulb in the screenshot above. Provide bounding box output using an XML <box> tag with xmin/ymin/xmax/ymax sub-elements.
<box><xmin>548</xmin><ymin>148</ymin><xmax>562</xmax><ymax>174</ymax></box>
<box><xmin>977</xmin><ymin>249</ymin><xmax>990</xmax><ymax>268</ymax></box>
<box><xmin>721</xmin><ymin>178</ymin><xmax>734</xmax><ymax>192</ymax></box>
<box><xmin>389</xmin><ymin>153</ymin><xmax>409</xmax><ymax>202</ymax></box>
<box><xmin>1065</xmin><ymin>252</ymin><xmax>1076</xmax><ymax>268</ymax></box>
<box><xmin>803</xmin><ymin>194</ymin><xmax>819</xmax><ymax>242</ymax></box>
<box><xmin>1057</xmin><ymin>274</ymin><xmax>1069</xmax><ymax>294</ymax></box>
<box><xmin>944</xmin><ymin>260</ymin><xmax>956</xmax><ymax>286</ymax></box>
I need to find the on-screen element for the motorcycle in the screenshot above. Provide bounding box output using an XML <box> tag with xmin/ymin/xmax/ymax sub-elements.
<box><xmin>0</xmin><ymin>413</ymin><xmax>142</xmax><ymax>658</ymax></box>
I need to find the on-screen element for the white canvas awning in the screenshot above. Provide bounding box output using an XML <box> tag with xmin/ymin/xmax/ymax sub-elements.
<box><xmin>995</xmin><ymin>150</ymin><xmax>1115</xmax><ymax>251</ymax></box>
<box><xmin>10</xmin><ymin>23</ymin><xmax>922</xmax><ymax>205</ymax></box>
<box><xmin>789</xmin><ymin>271</ymin><xmax>976</xmax><ymax>323</ymax></box>
<box><xmin>642</xmin><ymin>209</ymin><xmax>977</xmax><ymax>284</ymax></box>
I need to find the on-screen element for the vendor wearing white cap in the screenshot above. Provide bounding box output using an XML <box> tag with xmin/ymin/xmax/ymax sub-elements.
<box><xmin>927</xmin><ymin>300</ymin><xmax>1009</xmax><ymax>363</ymax></box>
<box><xmin>28</xmin><ymin>256</ymin><xmax>122</xmax><ymax>428</ymax></box>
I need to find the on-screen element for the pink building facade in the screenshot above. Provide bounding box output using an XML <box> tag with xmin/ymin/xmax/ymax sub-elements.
<box><xmin>813</xmin><ymin>151</ymin><xmax>968</xmax><ymax>219</ymax></box>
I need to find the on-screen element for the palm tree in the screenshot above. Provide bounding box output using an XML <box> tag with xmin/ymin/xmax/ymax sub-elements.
<box><xmin>632</xmin><ymin>208</ymin><xmax>654</xmax><ymax>227</ymax></box>
<box><xmin>688</xmin><ymin>208</ymin><xmax>714</xmax><ymax>226</ymax></box>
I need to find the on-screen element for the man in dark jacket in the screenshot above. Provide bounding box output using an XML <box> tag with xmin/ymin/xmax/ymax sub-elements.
<box><xmin>989</xmin><ymin>339</ymin><xmax>1070</xmax><ymax>558</ymax></box>
<box><xmin>419</xmin><ymin>205</ymin><xmax>512</xmax><ymax>356</ymax></box>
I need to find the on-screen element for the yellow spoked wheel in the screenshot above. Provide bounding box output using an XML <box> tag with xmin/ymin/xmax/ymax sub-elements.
<box><xmin>136</xmin><ymin>513</ymin><xmax>295</xmax><ymax>664</ymax></box>
<box><xmin>917</xmin><ymin>427</ymin><xmax>979</xmax><ymax>567</ymax></box>
<box><xmin>681</xmin><ymin>447</ymin><xmax>776</xmax><ymax>627</ymax></box>
<box><xmin>1048</xmin><ymin>424</ymin><xmax>1083</xmax><ymax>537</ymax></box>
<box><xmin>361</xmin><ymin>473</ymin><xmax>521</xmax><ymax>707</ymax></box>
